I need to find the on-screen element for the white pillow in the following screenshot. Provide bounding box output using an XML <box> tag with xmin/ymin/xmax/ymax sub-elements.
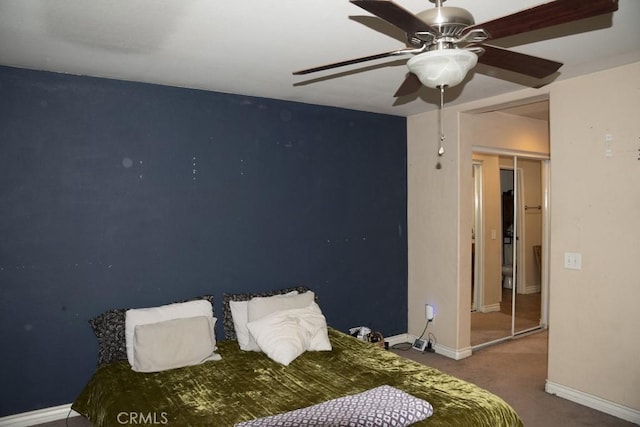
<box><xmin>300</xmin><ymin>303</ymin><xmax>332</xmax><ymax>351</ymax></box>
<box><xmin>247</xmin><ymin>312</ymin><xmax>308</xmax><ymax>365</ymax></box>
<box><xmin>245</xmin><ymin>291</ymin><xmax>315</xmax><ymax>351</ymax></box>
<box><xmin>229</xmin><ymin>300</ymin><xmax>261</xmax><ymax>352</ymax></box>
<box><xmin>132</xmin><ymin>316</ymin><xmax>221</xmax><ymax>373</ymax></box>
<box><xmin>125</xmin><ymin>300</ymin><xmax>213</xmax><ymax>366</ymax></box>
<box><xmin>229</xmin><ymin>291</ymin><xmax>300</xmax><ymax>352</ymax></box>
<box><xmin>247</xmin><ymin>290</ymin><xmax>315</xmax><ymax>322</ymax></box>
<box><xmin>246</xmin><ymin>302</ymin><xmax>331</xmax><ymax>365</ymax></box>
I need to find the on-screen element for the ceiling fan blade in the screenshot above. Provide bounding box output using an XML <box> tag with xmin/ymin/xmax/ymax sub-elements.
<box><xmin>393</xmin><ymin>73</ymin><xmax>421</xmax><ymax>97</ymax></box>
<box><xmin>464</xmin><ymin>0</ymin><xmax>618</xmax><ymax>41</ymax></box>
<box><xmin>350</xmin><ymin>0</ymin><xmax>439</xmax><ymax>36</ymax></box>
<box><xmin>293</xmin><ymin>47</ymin><xmax>420</xmax><ymax>75</ymax></box>
<box><xmin>474</xmin><ymin>45</ymin><xmax>563</xmax><ymax>79</ymax></box>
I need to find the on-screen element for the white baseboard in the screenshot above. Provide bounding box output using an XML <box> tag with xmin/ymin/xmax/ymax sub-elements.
<box><xmin>545</xmin><ymin>380</ymin><xmax>640</xmax><ymax>424</ymax></box>
<box><xmin>384</xmin><ymin>333</ymin><xmax>410</xmax><ymax>348</ymax></box>
<box><xmin>480</xmin><ymin>303</ymin><xmax>501</xmax><ymax>313</ymax></box>
<box><xmin>434</xmin><ymin>343</ymin><xmax>473</xmax><ymax>360</ymax></box>
<box><xmin>0</xmin><ymin>403</ymin><xmax>80</xmax><ymax>427</ymax></box>
<box><xmin>521</xmin><ymin>284</ymin><xmax>541</xmax><ymax>294</ymax></box>
<box><xmin>403</xmin><ymin>334</ymin><xmax>472</xmax><ymax>360</ymax></box>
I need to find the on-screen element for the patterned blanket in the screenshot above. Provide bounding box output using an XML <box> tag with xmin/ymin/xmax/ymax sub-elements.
<box><xmin>234</xmin><ymin>385</ymin><xmax>433</xmax><ymax>427</ymax></box>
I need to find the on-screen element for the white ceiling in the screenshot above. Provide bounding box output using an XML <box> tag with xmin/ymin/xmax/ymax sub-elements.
<box><xmin>1</xmin><ymin>0</ymin><xmax>639</xmax><ymax>117</ymax></box>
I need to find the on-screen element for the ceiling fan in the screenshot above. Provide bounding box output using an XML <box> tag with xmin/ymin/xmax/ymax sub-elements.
<box><xmin>293</xmin><ymin>0</ymin><xmax>619</xmax><ymax>96</ymax></box>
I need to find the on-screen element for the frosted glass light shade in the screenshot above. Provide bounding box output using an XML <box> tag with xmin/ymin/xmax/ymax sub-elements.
<box><xmin>407</xmin><ymin>49</ymin><xmax>477</xmax><ymax>89</ymax></box>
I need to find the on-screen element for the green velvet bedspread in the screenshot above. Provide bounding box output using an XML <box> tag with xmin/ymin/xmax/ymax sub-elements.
<box><xmin>72</xmin><ymin>328</ymin><xmax>522</xmax><ymax>426</ymax></box>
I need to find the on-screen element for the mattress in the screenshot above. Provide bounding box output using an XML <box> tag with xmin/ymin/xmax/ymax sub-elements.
<box><xmin>72</xmin><ymin>327</ymin><xmax>522</xmax><ymax>426</ymax></box>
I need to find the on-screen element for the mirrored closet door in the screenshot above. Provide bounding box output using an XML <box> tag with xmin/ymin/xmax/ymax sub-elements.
<box><xmin>471</xmin><ymin>153</ymin><xmax>548</xmax><ymax>348</ymax></box>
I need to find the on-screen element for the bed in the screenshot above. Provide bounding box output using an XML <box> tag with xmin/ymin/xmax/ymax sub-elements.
<box><xmin>72</xmin><ymin>288</ymin><xmax>522</xmax><ymax>426</ymax></box>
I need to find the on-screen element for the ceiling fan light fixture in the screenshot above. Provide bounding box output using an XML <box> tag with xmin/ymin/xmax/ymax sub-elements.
<box><xmin>406</xmin><ymin>49</ymin><xmax>477</xmax><ymax>89</ymax></box>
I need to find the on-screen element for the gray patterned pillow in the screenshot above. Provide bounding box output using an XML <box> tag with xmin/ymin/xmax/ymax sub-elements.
<box><xmin>89</xmin><ymin>308</ymin><xmax>127</xmax><ymax>366</ymax></box>
<box><xmin>89</xmin><ymin>295</ymin><xmax>215</xmax><ymax>366</ymax></box>
<box><xmin>235</xmin><ymin>385</ymin><xmax>434</xmax><ymax>427</ymax></box>
<box><xmin>222</xmin><ymin>286</ymin><xmax>314</xmax><ymax>340</ymax></box>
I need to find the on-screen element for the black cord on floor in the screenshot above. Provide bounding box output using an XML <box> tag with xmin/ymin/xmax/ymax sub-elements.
<box><xmin>391</xmin><ymin>320</ymin><xmax>432</xmax><ymax>351</ymax></box>
<box><xmin>390</xmin><ymin>342</ymin><xmax>412</xmax><ymax>351</ymax></box>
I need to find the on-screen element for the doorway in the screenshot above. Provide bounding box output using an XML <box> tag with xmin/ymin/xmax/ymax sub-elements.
<box><xmin>471</xmin><ymin>153</ymin><xmax>548</xmax><ymax>348</ymax></box>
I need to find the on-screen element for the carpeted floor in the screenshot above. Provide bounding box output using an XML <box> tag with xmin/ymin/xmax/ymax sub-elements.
<box><xmin>393</xmin><ymin>330</ymin><xmax>635</xmax><ymax>427</ymax></box>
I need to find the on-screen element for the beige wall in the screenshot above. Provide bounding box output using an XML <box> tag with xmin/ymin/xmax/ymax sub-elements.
<box><xmin>408</xmin><ymin>106</ymin><xmax>467</xmax><ymax>353</ymax></box>
<box><xmin>463</xmin><ymin>111</ymin><xmax>550</xmax><ymax>154</ymax></box>
<box><xmin>407</xmin><ymin>61</ymin><xmax>640</xmax><ymax>413</ymax></box>
<box><xmin>547</xmin><ymin>62</ymin><xmax>640</xmax><ymax>410</ymax></box>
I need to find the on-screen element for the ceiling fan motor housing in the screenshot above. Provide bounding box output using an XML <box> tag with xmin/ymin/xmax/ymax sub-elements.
<box><xmin>414</xmin><ymin>6</ymin><xmax>475</xmax><ymax>49</ymax></box>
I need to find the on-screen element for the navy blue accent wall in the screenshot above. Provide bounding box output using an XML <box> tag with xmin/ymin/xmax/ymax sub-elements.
<box><xmin>0</xmin><ymin>65</ymin><xmax>407</xmax><ymax>415</ymax></box>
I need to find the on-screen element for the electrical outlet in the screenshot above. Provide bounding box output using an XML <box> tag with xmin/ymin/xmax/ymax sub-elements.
<box><xmin>412</xmin><ymin>338</ymin><xmax>427</xmax><ymax>352</ymax></box>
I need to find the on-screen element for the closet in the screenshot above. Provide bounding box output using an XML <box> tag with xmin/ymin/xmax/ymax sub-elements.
<box><xmin>471</xmin><ymin>153</ymin><xmax>548</xmax><ymax>348</ymax></box>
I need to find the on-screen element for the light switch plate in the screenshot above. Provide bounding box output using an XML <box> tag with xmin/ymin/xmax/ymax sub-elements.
<box><xmin>564</xmin><ymin>252</ymin><xmax>582</xmax><ymax>270</ymax></box>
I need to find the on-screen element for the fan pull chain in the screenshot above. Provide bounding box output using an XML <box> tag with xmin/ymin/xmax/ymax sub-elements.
<box><xmin>435</xmin><ymin>86</ymin><xmax>445</xmax><ymax>170</ymax></box>
<box><xmin>438</xmin><ymin>85</ymin><xmax>445</xmax><ymax>157</ymax></box>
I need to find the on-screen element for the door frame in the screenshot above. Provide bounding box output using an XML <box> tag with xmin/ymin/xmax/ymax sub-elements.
<box><xmin>472</xmin><ymin>161</ymin><xmax>484</xmax><ymax>312</ymax></box>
